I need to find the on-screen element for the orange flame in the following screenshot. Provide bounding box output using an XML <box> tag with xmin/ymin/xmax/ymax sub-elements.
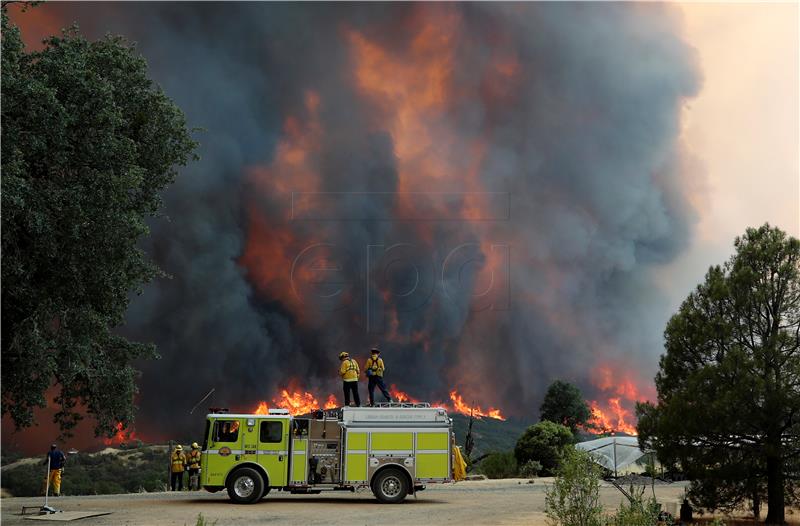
<box><xmin>588</xmin><ymin>398</ymin><xmax>637</xmax><ymax>436</ymax></box>
<box><xmin>103</xmin><ymin>422</ymin><xmax>137</xmax><ymax>446</ymax></box>
<box><xmin>585</xmin><ymin>365</ymin><xmax>653</xmax><ymax>435</ymax></box>
<box><xmin>323</xmin><ymin>394</ymin><xmax>338</xmax><ymax>410</ymax></box>
<box><xmin>252</xmin><ymin>389</ymin><xmax>340</xmax><ymax>416</ymax></box>
<box><xmin>251</xmin><ymin>386</ymin><xmax>505</xmax><ymax>421</ymax></box>
<box><xmin>449</xmin><ymin>390</ymin><xmax>506</xmax><ymax>421</ymax></box>
<box><xmin>390</xmin><ymin>384</ymin><xmax>421</xmax><ymax>404</ymax></box>
<box><xmin>273</xmin><ymin>390</ymin><xmax>321</xmax><ymax>415</ymax></box>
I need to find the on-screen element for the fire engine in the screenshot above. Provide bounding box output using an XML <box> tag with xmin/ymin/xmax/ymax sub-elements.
<box><xmin>200</xmin><ymin>403</ymin><xmax>455</xmax><ymax>504</ymax></box>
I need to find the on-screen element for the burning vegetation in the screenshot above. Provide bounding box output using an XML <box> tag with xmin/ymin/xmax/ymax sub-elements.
<box><xmin>583</xmin><ymin>366</ymin><xmax>652</xmax><ymax>435</ymax></box>
<box><xmin>253</xmin><ymin>386</ymin><xmax>506</xmax><ymax>421</ymax></box>
<box><xmin>103</xmin><ymin>422</ymin><xmax>137</xmax><ymax>446</ymax></box>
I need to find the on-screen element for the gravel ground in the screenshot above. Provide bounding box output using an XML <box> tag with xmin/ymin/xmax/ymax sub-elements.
<box><xmin>1</xmin><ymin>478</ymin><xmax>691</xmax><ymax>526</ymax></box>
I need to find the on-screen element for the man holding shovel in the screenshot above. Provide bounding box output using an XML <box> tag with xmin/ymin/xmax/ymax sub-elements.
<box><xmin>43</xmin><ymin>444</ymin><xmax>66</xmax><ymax>497</ymax></box>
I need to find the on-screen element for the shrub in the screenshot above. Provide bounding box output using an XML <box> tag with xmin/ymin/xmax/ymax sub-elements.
<box><xmin>519</xmin><ymin>459</ymin><xmax>543</xmax><ymax>478</ymax></box>
<box><xmin>480</xmin><ymin>451</ymin><xmax>518</xmax><ymax>479</ymax></box>
<box><xmin>545</xmin><ymin>447</ymin><xmax>603</xmax><ymax>526</ymax></box>
<box><xmin>606</xmin><ymin>485</ymin><xmax>662</xmax><ymax>526</ymax></box>
<box><xmin>515</xmin><ymin>421</ymin><xmax>573</xmax><ymax>476</ymax></box>
<box><xmin>193</xmin><ymin>514</ymin><xmax>218</xmax><ymax>526</ymax></box>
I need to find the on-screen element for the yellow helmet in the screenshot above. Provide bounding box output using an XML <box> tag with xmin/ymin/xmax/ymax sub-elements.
<box><xmin>191</xmin><ymin>442</ymin><xmax>199</xmax><ymax>449</ymax></box>
<box><xmin>338</xmin><ymin>352</ymin><xmax>349</xmax><ymax>359</ymax></box>
<box><xmin>175</xmin><ymin>444</ymin><xmax>183</xmax><ymax>451</ymax></box>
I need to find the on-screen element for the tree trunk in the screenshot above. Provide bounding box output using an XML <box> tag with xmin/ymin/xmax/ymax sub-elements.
<box><xmin>752</xmin><ymin>490</ymin><xmax>761</xmax><ymax>520</ymax></box>
<box><xmin>764</xmin><ymin>455</ymin><xmax>785</xmax><ymax>524</ymax></box>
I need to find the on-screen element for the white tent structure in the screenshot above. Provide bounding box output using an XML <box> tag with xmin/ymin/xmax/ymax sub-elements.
<box><xmin>576</xmin><ymin>436</ymin><xmax>647</xmax><ymax>477</ymax></box>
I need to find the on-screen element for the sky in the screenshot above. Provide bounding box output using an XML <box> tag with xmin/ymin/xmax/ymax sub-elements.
<box><xmin>659</xmin><ymin>2</ymin><xmax>799</xmax><ymax>304</ymax></box>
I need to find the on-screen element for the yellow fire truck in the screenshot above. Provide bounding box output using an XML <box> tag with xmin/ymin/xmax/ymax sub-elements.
<box><xmin>200</xmin><ymin>403</ymin><xmax>455</xmax><ymax>504</ymax></box>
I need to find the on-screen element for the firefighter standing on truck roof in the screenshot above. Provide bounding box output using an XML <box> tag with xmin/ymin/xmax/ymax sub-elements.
<box><xmin>365</xmin><ymin>347</ymin><xmax>393</xmax><ymax>406</ymax></box>
<box><xmin>186</xmin><ymin>442</ymin><xmax>202</xmax><ymax>490</ymax></box>
<box><xmin>339</xmin><ymin>351</ymin><xmax>361</xmax><ymax>406</ymax></box>
<box><xmin>170</xmin><ymin>445</ymin><xmax>187</xmax><ymax>491</ymax></box>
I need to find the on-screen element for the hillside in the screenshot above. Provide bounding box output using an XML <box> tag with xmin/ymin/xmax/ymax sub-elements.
<box><xmin>450</xmin><ymin>414</ymin><xmax>530</xmax><ymax>459</ymax></box>
<box><xmin>1</xmin><ymin>445</ymin><xmax>170</xmax><ymax>497</ymax></box>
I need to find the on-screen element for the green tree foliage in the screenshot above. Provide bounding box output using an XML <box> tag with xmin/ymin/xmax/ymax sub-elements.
<box><xmin>479</xmin><ymin>451</ymin><xmax>518</xmax><ymax>479</ymax></box>
<box><xmin>544</xmin><ymin>447</ymin><xmax>604</xmax><ymax>526</ymax></box>
<box><xmin>637</xmin><ymin>224</ymin><xmax>800</xmax><ymax>524</ymax></box>
<box><xmin>515</xmin><ymin>421</ymin><xmax>573</xmax><ymax>476</ymax></box>
<box><xmin>1</xmin><ymin>6</ymin><xmax>197</xmax><ymax>438</ymax></box>
<box><xmin>540</xmin><ymin>380</ymin><xmax>591</xmax><ymax>434</ymax></box>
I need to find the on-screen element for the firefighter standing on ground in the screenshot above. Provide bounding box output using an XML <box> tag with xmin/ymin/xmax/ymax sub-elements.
<box><xmin>170</xmin><ymin>444</ymin><xmax>187</xmax><ymax>491</ymax></box>
<box><xmin>365</xmin><ymin>347</ymin><xmax>393</xmax><ymax>406</ymax></box>
<box><xmin>186</xmin><ymin>442</ymin><xmax>202</xmax><ymax>490</ymax></box>
<box><xmin>43</xmin><ymin>444</ymin><xmax>66</xmax><ymax>496</ymax></box>
<box><xmin>339</xmin><ymin>351</ymin><xmax>361</xmax><ymax>406</ymax></box>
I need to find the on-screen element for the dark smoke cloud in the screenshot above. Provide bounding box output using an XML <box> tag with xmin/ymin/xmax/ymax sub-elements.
<box><xmin>11</xmin><ymin>2</ymin><xmax>700</xmax><ymax>439</ymax></box>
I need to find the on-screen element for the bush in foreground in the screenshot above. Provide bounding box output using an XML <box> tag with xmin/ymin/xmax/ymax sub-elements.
<box><xmin>545</xmin><ymin>448</ymin><xmax>604</xmax><ymax>526</ymax></box>
<box><xmin>480</xmin><ymin>451</ymin><xmax>518</xmax><ymax>479</ymax></box>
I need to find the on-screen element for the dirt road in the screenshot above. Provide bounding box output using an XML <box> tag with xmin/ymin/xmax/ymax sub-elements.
<box><xmin>2</xmin><ymin>479</ymin><xmax>690</xmax><ymax>525</ymax></box>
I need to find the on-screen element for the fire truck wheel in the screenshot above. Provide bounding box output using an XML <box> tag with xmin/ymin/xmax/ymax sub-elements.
<box><xmin>226</xmin><ymin>467</ymin><xmax>264</xmax><ymax>504</ymax></box>
<box><xmin>260</xmin><ymin>485</ymin><xmax>271</xmax><ymax>499</ymax></box>
<box><xmin>372</xmin><ymin>468</ymin><xmax>408</xmax><ymax>504</ymax></box>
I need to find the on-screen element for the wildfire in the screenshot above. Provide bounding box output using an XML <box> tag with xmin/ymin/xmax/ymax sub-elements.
<box><xmin>103</xmin><ymin>422</ymin><xmax>137</xmax><ymax>446</ymax></box>
<box><xmin>585</xmin><ymin>365</ymin><xmax>653</xmax><ymax>435</ymax></box>
<box><xmin>253</xmin><ymin>390</ymin><xmax>338</xmax><ymax>416</ymax></box>
<box><xmin>252</xmin><ymin>386</ymin><xmax>505</xmax><ymax>420</ymax></box>
<box><xmin>323</xmin><ymin>394</ymin><xmax>338</xmax><ymax>410</ymax></box>
<box><xmin>588</xmin><ymin>399</ymin><xmax>637</xmax><ymax>435</ymax></box>
<box><xmin>273</xmin><ymin>390</ymin><xmax>321</xmax><ymax>414</ymax></box>
<box><xmin>390</xmin><ymin>384</ymin><xmax>421</xmax><ymax>404</ymax></box>
<box><xmin>391</xmin><ymin>385</ymin><xmax>506</xmax><ymax>420</ymax></box>
<box><xmin>449</xmin><ymin>390</ymin><xmax>505</xmax><ymax>421</ymax></box>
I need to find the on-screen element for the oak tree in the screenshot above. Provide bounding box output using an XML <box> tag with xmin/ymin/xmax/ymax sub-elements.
<box><xmin>1</xmin><ymin>5</ymin><xmax>197</xmax><ymax>438</ymax></box>
<box><xmin>540</xmin><ymin>380</ymin><xmax>591</xmax><ymax>434</ymax></box>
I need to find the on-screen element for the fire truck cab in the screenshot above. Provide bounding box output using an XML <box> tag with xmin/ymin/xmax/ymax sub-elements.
<box><xmin>200</xmin><ymin>403</ymin><xmax>454</xmax><ymax>504</ymax></box>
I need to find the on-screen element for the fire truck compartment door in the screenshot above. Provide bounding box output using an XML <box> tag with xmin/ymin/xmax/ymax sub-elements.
<box><xmin>415</xmin><ymin>432</ymin><xmax>450</xmax><ymax>479</ymax></box>
<box><xmin>291</xmin><ymin>438</ymin><xmax>308</xmax><ymax>484</ymax></box>
<box><xmin>258</xmin><ymin>419</ymin><xmax>289</xmax><ymax>487</ymax></box>
<box><xmin>344</xmin><ymin>432</ymin><xmax>367</xmax><ymax>483</ymax></box>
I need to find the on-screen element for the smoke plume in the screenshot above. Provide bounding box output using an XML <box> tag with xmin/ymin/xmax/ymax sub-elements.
<box><xmin>9</xmin><ymin>2</ymin><xmax>700</xmax><ymax>443</ymax></box>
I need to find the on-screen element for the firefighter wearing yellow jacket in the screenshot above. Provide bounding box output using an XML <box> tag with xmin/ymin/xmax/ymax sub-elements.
<box><xmin>170</xmin><ymin>445</ymin><xmax>187</xmax><ymax>491</ymax></box>
<box><xmin>339</xmin><ymin>352</ymin><xmax>361</xmax><ymax>406</ymax></box>
<box><xmin>365</xmin><ymin>347</ymin><xmax>393</xmax><ymax>406</ymax></box>
<box><xmin>186</xmin><ymin>443</ymin><xmax>202</xmax><ymax>490</ymax></box>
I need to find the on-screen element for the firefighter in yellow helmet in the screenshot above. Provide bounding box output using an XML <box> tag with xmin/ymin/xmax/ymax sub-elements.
<box><xmin>338</xmin><ymin>351</ymin><xmax>361</xmax><ymax>406</ymax></box>
<box><xmin>365</xmin><ymin>347</ymin><xmax>392</xmax><ymax>406</ymax></box>
<box><xmin>186</xmin><ymin>442</ymin><xmax>202</xmax><ymax>491</ymax></box>
<box><xmin>170</xmin><ymin>444</ymin><xmax>187</xmax><ymax>491</ymax></box>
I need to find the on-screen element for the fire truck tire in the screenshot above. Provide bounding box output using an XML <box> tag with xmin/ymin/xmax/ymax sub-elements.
<box><xmin>226</xmin><ymin>467</ymin><xmax>264</xmax><ymax>504</ymax></box>
<box><xmin>371</xmin><ymin>468</ymin><xmax>408</xmax><ymax>504</ymax></box>
<box><xmin>260</xmin><ymin>486</ymin><xmax>271</xmax><ymax>499</ymax></box>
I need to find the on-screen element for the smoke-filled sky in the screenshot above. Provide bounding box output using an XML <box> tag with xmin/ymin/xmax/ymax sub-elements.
<box><xmin>5</xmin><ymin>2</ymin><xmax>798</xmax><ymax>451</ymax></box>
